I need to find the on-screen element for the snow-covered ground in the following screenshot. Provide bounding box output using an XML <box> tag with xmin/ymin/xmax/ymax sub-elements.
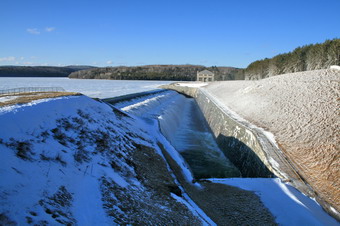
<box><xmin>0</xmin><ymin>95</ymin><xmax>207</xmax><ymax>225</ymax></box>
<box><xmin>209</xmin><ymin>178</ymin><xmax>338</xmax><ymax>226</ymax></box>
<box><xmin>0</xmin><ymin>77</ymin><xmax>173</xmax><ymax>98</ymax></box>
<box><xmin>199</xmin><ymin>69</ymin><xmax>340</xmax><ymax>218</ymax></box>
<box><xmin>177</xmin><ymin>82</ymin><xmax>208</xmax><ymax>87</ymax></box>
<box><xmin>0</xmin><ymin>95</ymin><xmax>20</xmax><ymax>103</ymax></box>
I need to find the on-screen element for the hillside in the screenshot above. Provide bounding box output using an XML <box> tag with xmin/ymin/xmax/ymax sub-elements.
<box><xmin>244</xmin><ymin>38</ymin><xmax>340</xmax><ymax>80</ymax></box>
<box><xmin>0</xmin><ymin>66</ymin><xmax>95</xmax><ymax>77</ymax></box>
<box><xmin>69</xmin><ymin>65</ymin><xmax>243</xmax><ymax>81</ymax></box>
<box><xmin>177</xmin><ymin>68</ymin><xmax>340</xmax><ymax>219</ymax></box>
<box><xmin>0</xmin><ymin>95</ymin><xmax>205</xmax><ymax>225</ymax></box>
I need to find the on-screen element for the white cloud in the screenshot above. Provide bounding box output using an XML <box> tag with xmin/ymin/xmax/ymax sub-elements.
<box><xmin>0</xmin><ymin>56</ymin><xmax>16</xmax><ymax>62</ymax></box>
<box><xmin>0</xmin><ymin>56</ymin><xmax>42</xmax><ymax>66</ymax></box>
<box><xmin>27</xmin><ymin>28</ymin><xmax>40</xmax><ymax>35</ymax></box>
<box><xmin>107</xmin><ymin>60</ymin><xmax>113</xmax><ymax>65</ymax></box>
<box><xmin>45</xmin><ymin>27</ymin><xmax>55</xmax><ymax>32</ymax></box>
<box><xmin>23</xmin><ymin>62</ymin><xmax>34</xmax><ymax>65</ymax></box>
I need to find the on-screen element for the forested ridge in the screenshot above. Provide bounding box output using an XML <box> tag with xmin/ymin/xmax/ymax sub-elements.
<box><xmin>0</xmin><ymin>65</ymin><xmax>95</xmax><ymax>77</ymax></box>
<box><xmin>69</xmin><ymin>65</ymin><xmax>243</xmax><ymax>81</ymax></box>
<box><xmin>244</xmin><ymin>39</ymin><xmax>340</xmax><ymax>80</ymax></box>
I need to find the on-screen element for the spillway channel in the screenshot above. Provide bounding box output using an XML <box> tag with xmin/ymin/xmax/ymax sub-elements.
<box><xmin>110</xmin><ymin>90</ymin><xmax>241</xmax><ymax>179</ymax></box>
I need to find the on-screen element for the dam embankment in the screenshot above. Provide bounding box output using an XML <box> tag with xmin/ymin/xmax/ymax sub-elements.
<box><xmin>161</xmin><ymin>68</ymin><xmax>340</xmax><ymax>220</ymax></box>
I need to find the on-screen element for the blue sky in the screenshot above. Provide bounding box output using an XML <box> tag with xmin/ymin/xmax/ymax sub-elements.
<box><xmin>1</xmin><ymin>0</ymin><xmax>340</xmax><ymax>68</ymax></box>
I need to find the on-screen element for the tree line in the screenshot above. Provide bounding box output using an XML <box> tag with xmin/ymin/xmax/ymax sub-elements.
<box><xmin>244</xmin><ymin>38</ymin><xmax>340</xmax><ymax>80</ymax></box>
<box><xmin>0</xmin><ymin>66</ymin><xmax>95</xmax><ymax>77</ymax></box>
<box><xmin>69</xmin><ymin>65</ymin><xmax>243</xmax><ymax>81</ymax></box>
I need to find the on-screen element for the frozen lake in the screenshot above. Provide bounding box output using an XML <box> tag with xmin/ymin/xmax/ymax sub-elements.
<box><xmin>0</xmin><ymin>77</ymin><xmax>174</xmax><ymax>99</ymax></box>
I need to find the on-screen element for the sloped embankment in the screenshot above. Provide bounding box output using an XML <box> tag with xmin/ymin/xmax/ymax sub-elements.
<box><xmin>162</xmin><ymin>68</ymin><xmax>340</xmax><ymax>220</ymax></box>
<box><xmin>0</xmin><ymin>95</ymin><xmax>202</xmax><ymax>225</ymax></box>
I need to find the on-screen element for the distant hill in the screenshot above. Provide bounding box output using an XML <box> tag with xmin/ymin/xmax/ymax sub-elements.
<box><xmin>0</xmin><ymin>65</ymin><xmax>96</xmax><ymax>77</ymax></box>
<box><xmin>244</xmin><ymin>38</ymin><xmax>340</xmax><ymax>80</ymax></box>
<box><xmin>69</xmin><ymin>65</ymin><xmax>244</xmax><ymax>81</ymax></box>
<box><xmin>64</xmin><ymin>65</ymin><xmax>97</xmax><ymax>71</ymax></box>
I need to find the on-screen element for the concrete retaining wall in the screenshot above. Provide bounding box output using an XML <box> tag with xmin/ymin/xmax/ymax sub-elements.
<box><xmin>102</xmin><ymin>89</ymin><xmax>168</xmax><ymax>104</ymax></box>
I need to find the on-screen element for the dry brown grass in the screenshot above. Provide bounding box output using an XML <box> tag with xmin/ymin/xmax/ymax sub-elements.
<box><xmin>0</xmin><ymin>92</ymin><xmax>81</xmax><ymax>107</ymax></box>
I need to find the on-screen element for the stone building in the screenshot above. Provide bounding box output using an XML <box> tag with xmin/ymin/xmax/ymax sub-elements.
<box><xmin>197</xmin><ymin>70</ymin><xmax>214</xmax><ymax>82</ymax></box>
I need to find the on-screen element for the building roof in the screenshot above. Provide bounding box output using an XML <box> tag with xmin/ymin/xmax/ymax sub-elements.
<box><xmin>198</xmin><ymin>69</ymin><xmax>214</xmax><ymax>75</ymax></box>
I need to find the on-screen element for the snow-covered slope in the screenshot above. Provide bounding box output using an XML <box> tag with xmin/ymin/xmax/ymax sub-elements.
<box><xmin>0</xmin><ymin>95</ymin><xmax>203</xmax><ymax>225</ymax></box>
<box><xmin>201</xmin><ymin>69</ymin><xmax>340</xmax><ymax>217</ymax></box>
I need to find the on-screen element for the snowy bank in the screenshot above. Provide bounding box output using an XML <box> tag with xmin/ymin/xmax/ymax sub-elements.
<box><xmin>209</xmin><ymin>178</ymin><xmax>338</xmax><ymax>226</ymax></box>
<box><xmin>0</xmin><ymin>95</ymin><xmax>204</xmax><ymax>225</ymax></box>
<box><xmin>330</xmin><ymin>65</ymin><xmax>340</xmax><ymax>70</ymax></box>
<box><xmin>177</xmin><ymin>82</ymin><xmax>208</xmax><ymax>87</ymax></box>
<box><xmin>202</xmin><ymin>69</ymin><xmax>340</xmax><ymax>218</ymax></box>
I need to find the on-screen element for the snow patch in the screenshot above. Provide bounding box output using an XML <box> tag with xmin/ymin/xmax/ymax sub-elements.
<box><xmin>330</xmin><ymin>65</ymin><xmax>340</xmax><ymax>70</ymax></box>
<box><xmin>170</xmin><ymin>193</ymin><xmax>216</xmax><ymax>226</ymax></box>
<box><xmin>0</xmin><ymin>95</ymin><xmax>20</xmax><ymax>103</ymax></box>
<box><xmin>72</xmin><ymin>176</ymin><xmax>111</xmax><ymax>225</ymax></box>
<box><xmin>209</xmin><ymin>178</ymin><xmax>338</xmax><ymax>226</ymax></box>
<box><xmin>177</xmin><ymin>82</ymin><xmax>208</xmax><ymax>87</ymax></box>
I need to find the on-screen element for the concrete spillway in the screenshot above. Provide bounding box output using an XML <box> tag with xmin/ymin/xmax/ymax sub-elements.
<box><xmin>158</xmin><ymin>96</ymin><xmax>241</xmax><ymax>179</ymax></box>
<box><xmin>108</xmin><ymin>90</ymin><xmax>241</xmax><ymax>179</ymax></box>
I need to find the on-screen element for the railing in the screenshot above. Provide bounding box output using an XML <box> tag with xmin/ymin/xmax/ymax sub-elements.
<box><xmin>0</xmin><ymin>87</ymin><xmax>65</xmax><ymax>95</ymax></box>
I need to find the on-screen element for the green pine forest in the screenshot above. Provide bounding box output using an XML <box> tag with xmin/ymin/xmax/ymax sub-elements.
<box><xmin>244</xmin><ymin>38</ymin><xmax>340</xmax><ymax>80</ymax></box>
<box><xmin>69</xmin><ymin>65</ymin><xmax>243</xmax><ymax>81</ymax></box>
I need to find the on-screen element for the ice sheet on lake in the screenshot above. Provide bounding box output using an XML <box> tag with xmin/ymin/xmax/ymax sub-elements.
<box><xmin>0</xmin><ymin>77</ymin><xmax>173</xmax><ymax>99</ymax></box>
